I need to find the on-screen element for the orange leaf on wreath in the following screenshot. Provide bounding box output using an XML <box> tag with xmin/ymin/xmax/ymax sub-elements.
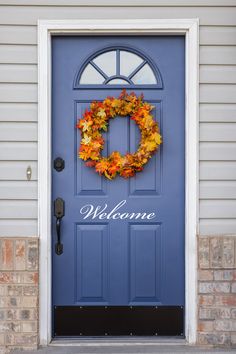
<box><xmin>77</xmin><ymin>90</ymin><xmax>162</xmax><ymax>179</ymax></box>
<box><xmin>95</xmin><ymin>160</ymin><xmax>109</xmax><ymax>174</ymax></box>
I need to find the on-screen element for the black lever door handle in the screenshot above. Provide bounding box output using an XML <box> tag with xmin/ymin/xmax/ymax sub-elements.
<box><xmin>55</xmin><ymin>217</ymin><xmax>63</xmax><ymax>255</ymax></box>
<box><xmin>54</xmin><ymin>198</ymin><xmax>65</xmax><ymax>255</ymax></box>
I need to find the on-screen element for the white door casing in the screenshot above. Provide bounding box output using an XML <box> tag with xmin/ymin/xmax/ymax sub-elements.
<box><xmin>38</xmin><ymin>19</ymin><xmax>199</xmax><ymax>345</ymax></box>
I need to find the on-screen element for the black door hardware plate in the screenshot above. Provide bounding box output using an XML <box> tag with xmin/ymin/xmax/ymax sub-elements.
<box><xmin>54</xmin><ymin>157</ymin><xmax>65</xmax><ymax>172</ymax></box>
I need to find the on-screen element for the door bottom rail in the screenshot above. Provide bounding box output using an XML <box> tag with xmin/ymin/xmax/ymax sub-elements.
<box><xmin>54</xmin><ymin>306</ymin><xmax>184</xmax><ymax>337</ymax></box>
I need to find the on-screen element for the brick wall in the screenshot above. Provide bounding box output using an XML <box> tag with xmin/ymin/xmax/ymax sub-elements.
<box><xmin>0</xmin><ymin>238</ymin><xmax>39</xmax><ymax>353</ymax></box>
<box><xmin>198</xmin><ymin>236</ymin><xmax>236</xmax><ymax>347</ymax></box>
<box><xmin>1</xmin><ymin>235</ymin><xmax>236</xmax><ymax>351</ymax></box>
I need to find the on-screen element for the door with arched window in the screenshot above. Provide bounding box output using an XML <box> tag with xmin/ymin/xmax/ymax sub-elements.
<box><xmin>52</xmin><ymin>36</ymin><xmax>185</xmax><ymax>337</ymax></box>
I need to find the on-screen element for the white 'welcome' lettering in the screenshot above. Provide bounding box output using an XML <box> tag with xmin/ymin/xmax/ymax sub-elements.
<box><xmin>80</xmin><ymin>200</ymin><xmax>156</xmax><ymax>220</ymax></box>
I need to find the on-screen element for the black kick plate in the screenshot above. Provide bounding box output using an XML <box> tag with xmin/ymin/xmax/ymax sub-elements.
<box><xmin>54</xmin><ymin>306</ymin><xmax>184</xmax><ymax>337</ymax></box>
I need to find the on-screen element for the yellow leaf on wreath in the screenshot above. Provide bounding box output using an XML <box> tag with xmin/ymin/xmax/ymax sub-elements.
<box><xmin>143</xmin><ymin>140</ymin><xmax>157</xmax><ymax>151</ymax></box>
<box><xmin>95</xmin><ymin>159</ymin><xmax>109</xmax><ymax>174</ymax></box>
<box><xmin>81</xmin><ymin>120</ymin><xmax>92</xmax><ymax>132</ymax></box>
<box><xmin>79</xmin><ymin>151</ymin><xmax>89</xmax><ymax>160</ymax></box>
<box><xmin>97</xmin><ymin>108</ymin><xmax>106</xmax><ymax>119</ymax></box>
<box><xmin>81</xmin><ymin>134</ymin><xmax>91</xmax><ymax>145</ymax></box>
<box><xmin>152</xmin><ymin>132</ymin><xmax>162</xmax><ymax>145</ymax></box>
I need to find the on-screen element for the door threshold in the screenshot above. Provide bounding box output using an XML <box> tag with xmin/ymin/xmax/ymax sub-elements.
<box><xmin>50</xmin><ymin>337</ymin><xmax>187</xmax><ymax>346</ymax></box>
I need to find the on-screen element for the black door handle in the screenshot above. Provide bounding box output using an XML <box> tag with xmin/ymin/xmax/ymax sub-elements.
<box><xmin>54</xmin><ymin>198</ymin><xmax>65</xmax><ymax>255</ymax></box>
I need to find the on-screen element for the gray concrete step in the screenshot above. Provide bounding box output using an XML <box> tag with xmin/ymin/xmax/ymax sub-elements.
<box><xmin>12</xmin><ymin>339</ymin><xmax>235</xmax><ymax>354</ymax></box>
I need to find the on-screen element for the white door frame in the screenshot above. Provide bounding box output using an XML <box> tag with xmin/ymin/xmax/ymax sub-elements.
<box><xmin>38</xmin><ymin>19</ymin><xmax>199</xmax><ymax>346</ymax></box>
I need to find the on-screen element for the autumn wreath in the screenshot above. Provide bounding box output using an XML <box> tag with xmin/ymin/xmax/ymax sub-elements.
<box><xmin>77</xmin><ymin>90</ymin><xmax>162</xmax><ymax>180</ymax></box>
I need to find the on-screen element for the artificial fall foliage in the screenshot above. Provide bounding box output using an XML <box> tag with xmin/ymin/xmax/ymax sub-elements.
<box><xmin>77</xmin><ymin>90</ymin><xmax>162</xmax><ymax>180</ymax></box>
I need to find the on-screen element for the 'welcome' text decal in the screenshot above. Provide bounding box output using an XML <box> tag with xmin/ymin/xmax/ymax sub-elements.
<box><xmin>80</xmin><ymin>200</ymin><xmax>156</xmax><ymax>220</ymax></box>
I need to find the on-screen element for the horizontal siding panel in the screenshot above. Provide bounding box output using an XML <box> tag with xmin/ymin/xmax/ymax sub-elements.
<box><xmin>0</xmin><ymin>161</ymin><xmax>37</xmax><ymax>180</ymax></box>
<box><xmin>200</xmin><ymin>200</ymin><xmax>236</xmax><ymax>218</ymax></box>
<box><xmin>200</xmin><ymin>219</ymin><xmax>236</xmax><ymax>236</ymax></box>
<box><xmin>0</xmin><ymin>25</ymin><xmax>36</xmax><ymax>45</ymax></box>
<box><xmin>200</xmin><ymin>161</ymin><xmax>236</xmax><ymax>180</ymax></box>
<box><xmin>0</xmin><ymin>219</ymin><xmax>37</xmax><ymax>237</ymax></box>
<box><xmin>200</xmin><ymin>123</ymin><xmax>236</xmax><ymax>142</ymax></box>
<box><xmin>200</xmin><ymin>47</ymin><xmax>236</xmax><ymax>65</ymax></box>
<box><xmin>1</xmin><ymin>1</ymin><xmax>236</xmax><ymax>6</ymax></box>
<box><xmin>0</xmin><ymin>103</ymin><xmax>37</xmax><ymax>121</ymax></box>
<box><xmin>0</xmin><ymin>142</ymin><xmax>37</xmax><ymax>160</ymax></box>
<box><xmin>200</xmin><ymin>66</ymin><xmax>236</xmax><ymax>84</ymax></box>
<box><xmin>0</xmin><ymin>7</ymin><xmax>235</xmax><ymax>26</ymax></box>
<box><xmin>200</xmin><ymin>181</ymin><xmax>236</xmax><ymax>199</ymax></box>
<box><xmin>0</xmin><ymin>64</ymin><xmax>37</xmax><ymax>83</ymax></box>
<box><xmin>0</xmin><ymin>45</ymin><xmax>37</xmax><ymax>64</ymax></box>
<box><xmin>200</xmin><ymin>27</ymin><xmax>236</xmax><ymax>46</ymax></box>
<box><xmin>0</xmin><ymin>23</ymin><xmax>233</xmax><ymax>48</ymax></box>
<box><xmin>200</xmin><ymin>142</ymin><xmax>236</xmax><ymax>160</ymax></box>
<box><xmin>200</xmin><ymin>84</ymin><xmax>236</xmax><ymax>104</ymax></box>
<box><xmin>0</xmin><ymin>200</ymin><xmax>37</xmax><ymax>219</ymax></box>
<box><xmin>0</xmin><ymin>83</ymin><xmax>37</xmax><ymax>103</ymax></box>
<box><xmin>200</xmin><ymin>104</ymin><xmax>236</xmax><ymax>122</ymax></box>
<box><xmin>0</xmin><ymin>122</ymin><xmax>37</xmax><ymax>141</ymax></box>
<box><xmin>0</xmin><ymin>181</ymin><xmax>37</xmax><ymax>199</ymax></box>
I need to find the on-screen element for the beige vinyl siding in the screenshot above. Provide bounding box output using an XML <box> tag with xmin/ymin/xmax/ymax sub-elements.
<box><xmin>0</xmin><ymin>103</ymin><xmax>37</xmax><ymax>121</ymax></box>
<box><xmin>0</xmin><ymin>161</ymin><xmax>38</xmax><ymax>180</ymax></box>
<box><xmin>0</xmin><ymin>6</ymin><xmax>236</xmax><ymax>26</ymax></box>
<box><xmin>0</xmin><ymin>142</ymin><xmax>37</xmax><ymax>160</ymax></box>
<box><xmin>0</xmin><ymin>65</ymin><xmax>37</xmax><ymax>83</ymax></box>
<box><xmin>0</xmin><ymin>3</ymin><xmax>236</xmax><ymax>236</ymax></box>
<box><xmin>0</xmin><ymin>220</ymin><xmax>37</xmax><ymax>237</ymax></box>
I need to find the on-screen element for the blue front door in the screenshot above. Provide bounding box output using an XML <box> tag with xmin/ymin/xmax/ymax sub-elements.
<box><xmin>52</xmin><ymin>36</ymin><xmax>185</xmax><ymax>336</ymax></box>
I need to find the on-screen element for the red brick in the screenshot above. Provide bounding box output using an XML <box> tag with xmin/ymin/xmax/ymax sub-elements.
<box><xmin>6</xmin><ymin>309</ymin><xmax>18</xmax><ymax>321</ymax></box>
<box><xmin>23</xmin><ymin>272</ymin><xmax>38</xmax><ymax>285</ymax></box>
<box><xmin>7</xmin><ymin>286</ymin><xmax>22</xmax><ymax>297</ymax></box>
<box><xmin>218</xmin><ymin>308</ymin><xmax>231</xmax><ymax>319</ymax></box>
<box><xmin>15</xmin><ymin>240</ymin><xmax>26</xmax><ymax>271</ymax></box>
<box><xmin>7</xmin><ymin>297</ymin><xmax>21</xmax><ymax>307</ymax></box>
<box><xmin>198</xmin><ymin>270</ymin><xmax>213</xmax><ymax>281</ymax></box>
<box><xmin>214</xmin><ymin>270</ymin><xmax>234</xmax><ymax>281</ymax></box>
<box><xmin>231</xmin><ymin>309</ymin><xmax>236</xmax><ymax>319</ymax></box>
<box><xmin>231</xmin><ymin>333</ymin><xmax>236</xmax><ymax>344</ymax></box>
<box><xmin>23</xmin><ymin>286</ymin><xmax>38</xmax><ymax>296</ymax></box>
<box><xmin>0</xmin><ymin>272</ymin><xmax>22</xmax><ymax>284</ymax></box>
<box><xmin>0</xmin><ymin>333</ymin><xmax>4</xmax><ymax>346</ymax></box>
<box><xmin>223</xmin><ymin>238</ymin><xmax>235</xmax><ymax>268</ymax></box>
<box><xmin>0</xmin><ymin>297</ymin><xmax>8</xmax><ymax>308</ymax></box>
<box><xmin>199</xmin><ymin>282</ymin><xmax>230</xmax><ymax>294</ymax></box>
<box><xmin>210</xmin><ymin>238</ymin><xmax>223</xmax><ymax>268</ymax></box>
<box><xmin>0</xmin><ymin>321</ymin><xmax>21</xmax><ymax>332</ymax></box>
<box><xmin>11</xmin><ymin>272</ymin><xmax>23</xmax><ymax>284</ymax></box>
<box><xmin>199</xmin><ymin>295</ymin><xmax>214</xmax><ymax>306</ymax></box>
<box><xmin>215</xmin><ymin>295</ymin><xmax>236</xmax><ymax>306</ymax></box>
<box><xmin>21</xmin><ymin>296</ymin><xmax>37</xmax><ymax>308</ymax></box>
<box><xmin>198</xmin><ymin>321</ymin><xmax>214</xmax><ymax>332</ymax></box>
<box><xmin>22</xmin><ymin>321</ymin><xmax>37</xmax><ymax>333</ymax></box>
<box><xmin>11</xmin><ymin>333</ymin><xmax>37</xmax><ymax>346</ymax></box>
<box><xmin>198</xmin><ymin>332</ymin><xmax>231</xmax><ymax>345</ymax></box>
<box><xmin>214</xmin><ymin>319</ymin><xmax>236</xmax><ymax>331</ymax></box>
<box><xmin>232</xmin><ymin>282</ymin><xmax>236</xmax><ymax>293</ymax></box>
<box><xmin>198</xmin><ymin>238</ymin><xmax>209</xmax><ymax>269</ymax></box>
<box><xmin>199</xmin><ymin>307</ymin><xmax>218</xmax><ymax>320</ymax></box>
<box><xmin>26</xmin><ymin>240</ymin><xmax>38</xmax><ymax>271</ymax></box>
<box><xmin>1</xmin><ymin>240</ymin><xmax>13</xmax><ymax>270</ymax></box>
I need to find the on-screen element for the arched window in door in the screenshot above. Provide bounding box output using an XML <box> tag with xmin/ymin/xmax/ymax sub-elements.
<box><xmin>74</xmin><ymin>47</ymin><xmax>163</xmax><ymax>89</ymax></box>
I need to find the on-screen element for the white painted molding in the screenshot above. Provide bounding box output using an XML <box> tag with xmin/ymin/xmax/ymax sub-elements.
<box><xmin>38</xmin><ymin>18</ymin><xmax>199</xmax><ymax>346</ymax></box>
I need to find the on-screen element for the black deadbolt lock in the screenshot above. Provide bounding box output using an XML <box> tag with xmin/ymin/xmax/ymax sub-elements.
<box><xmin>54</xmin><ymin>157</ymin><xmax>65</xmax><ymax>172</ymax></box>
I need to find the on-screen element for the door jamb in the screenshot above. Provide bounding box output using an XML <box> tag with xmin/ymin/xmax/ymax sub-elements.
<box><xmin>38</xmin><ymin>19</ymin><xmax>199</xmax><ymax>346</ymax></box>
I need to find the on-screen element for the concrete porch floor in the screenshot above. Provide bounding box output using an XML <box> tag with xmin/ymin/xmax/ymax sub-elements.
<box><xmin>12</xmin><ymin>339</ymin><xmax>236</xmax><ymax>354</ymax></box>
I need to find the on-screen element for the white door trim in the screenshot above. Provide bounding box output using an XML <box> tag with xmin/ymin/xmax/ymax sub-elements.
<box><xmin>38</xmin><ymin>19</ymin><xmax>199</xmax><ymax>346</ymax></box>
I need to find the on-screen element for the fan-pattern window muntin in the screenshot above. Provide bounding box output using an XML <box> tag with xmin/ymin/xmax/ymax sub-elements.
<box><xmin>75</xmin><ymin>48</ymin><xmax>163</xmax><ymax>87</ymax></box>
